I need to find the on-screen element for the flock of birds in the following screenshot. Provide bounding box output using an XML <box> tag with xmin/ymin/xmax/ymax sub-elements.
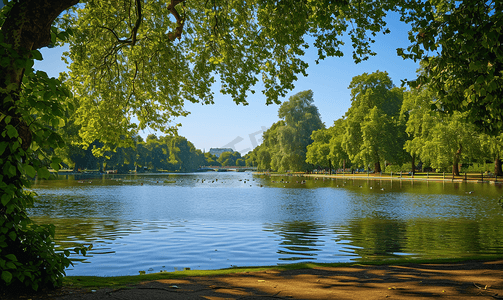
<box><xmin>74</xmin><ymin>175</ymin><xmax>475</xmax><ymax>194</ymax></box>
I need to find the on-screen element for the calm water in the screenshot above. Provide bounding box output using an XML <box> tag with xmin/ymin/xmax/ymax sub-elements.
<box><xmin>29</xmin><ymin>172</ymin><xmax>503</xmax><ymax>276</ymax></box>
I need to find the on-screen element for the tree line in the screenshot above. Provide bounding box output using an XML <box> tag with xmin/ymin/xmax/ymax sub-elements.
<box><xmin>245</xmin><ymin>71</ymin><xmax>503</xmax><ymax>176</ymax></box>
<box><xmin>55</xmin><ymin>133</ymin><xmax>245</xmax><ymax>173</ymax></box>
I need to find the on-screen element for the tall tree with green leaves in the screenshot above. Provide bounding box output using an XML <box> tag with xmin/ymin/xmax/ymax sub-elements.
<box><xmin>306</xmin><ymin>126</ymin><xmax>334</xmax><ymax>170</ymax></box>
<box><xmin>342</xmin><ymin>71</ymin><xmax>404</xmax><ymax>173</ymax></box>
<box><xmin>399</xmin><ymin>0</ymin><xmax>503</xmax><ymax>135</ymax></box>
<box><xmin>217</xmin><ymin>151</ymin><xmax>241</xmax><ymax>167</ymax></box>
<box><xmin>402</xmin><ymin>87</ymin><xmax>481</xmax><ymax>175</ymax></box>
<box><xmin>479</xmin><ymin>133</ymin><xmax>503</xmax><ymax>176</ymax></box>
<box><xmin>305</xmin><ymin>118</ymin><xmax>350</xmax><ymax>171</ymax></box>
<box><xmin>328</xmin><ymin>118</ymin><xmax>351</xmax><ymax>170</ymax></box>
<box><xmin>258</xmin><ymin>90</ymin><xmax>324</xmax><ymax>172</ymax></box>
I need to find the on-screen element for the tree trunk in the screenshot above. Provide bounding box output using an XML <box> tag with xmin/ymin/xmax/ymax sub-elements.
<box><xmin>411</xmin><ymin>155</ymin><xmax>415</xmax><ymax>175</ymax></box>
<box><xmin>452</xmin><ymin>145</ymin><xmax>462</xmax><ymax>176</ymax></box>
<box><xmin>374</xmin><ymin>161</ymin><xmax>381</xmax><ymax>173</ymax></box>
<box><xmin>495</xmin><ymin>156</ymin><xmax>503</xmax><ymax>176</ymax></box>
<box><xmin>1</xmin><ymin>0</ymin><xmax>79</xmax><ymax>146</ymax></box>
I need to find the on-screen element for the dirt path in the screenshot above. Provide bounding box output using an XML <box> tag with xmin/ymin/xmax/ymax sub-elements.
<box><xmin>6</xmin><ymin>260</ymin><xmax>503</xmax><ymax>299</ymax></box>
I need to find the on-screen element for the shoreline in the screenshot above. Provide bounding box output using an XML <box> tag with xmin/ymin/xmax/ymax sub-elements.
<box><xmin>256</xmin><ymin>172</ymin><xmax>503</xmax><ymax>184</ymax></box>
<box><xmin>5</xmin><ymin>256</ymin><xmax>503</xmax><ymax>299</ymax></box>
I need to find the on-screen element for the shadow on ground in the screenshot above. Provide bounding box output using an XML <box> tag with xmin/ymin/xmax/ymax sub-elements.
<box><xmin>6</xmin><ymin>260</ymin><xmax>503</xmax><ymax>299</ymax></box>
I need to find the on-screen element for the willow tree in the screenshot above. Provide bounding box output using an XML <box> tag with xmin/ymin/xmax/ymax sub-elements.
<box><xmin>255</xmin><ymin>90</ymin><xmax>324</xmax><ymax>172</ymax></box>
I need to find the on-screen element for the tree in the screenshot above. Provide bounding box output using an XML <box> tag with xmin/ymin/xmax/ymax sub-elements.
<box><xmin>342</xmin><ymin>71</ymin><xmax>404</xmax><ymax>173</ymax></box>
<box><xmin>203</xmin><ymin>152</ymin><xmax>219</xmax><ymax>166</ymax></box>
<box><xmin>306</xmin><ymin>126</ymin><xmax>333</xmax><ymax>170</ymax></box>
<box><xmin>328</xmin><ymin>119</ymin><xmax>351</xmax><ymax>171</ymax></box>
<box><xmin>243</xmin><ymin>151</ymin><xmax>257</xmax><ymax>168</ymax></box>
<box><xmin>479</xmin><ymin>133</ymin><xmax>503</xmax><ymax>176</ymax></box>
<box><xmin>235</xmin><ymin>158</ymin><xmax>246</xmax><ymax>167</ymax></box>
<box><xmin>254</xmin><ymin>91</ymin><xmax>324</xmax><ymax>172</ymax></box>
<box><xmin>217</xmin><ymin>151</ymin><xmax>241</xmax><ymax>167</ymax></box>
<box><xmin>64</xmin><ymin>0</ymin><xmax>396</xmax><ymax>151</ymax></box>
<box><xmin>399</xmin><ymin>0</ymin><xmax>503</xmax><ymax>135</ymax></box>
<box><xmin>402</xmin><ymin>86</ymin><xmax>481</xmax><ymax>175</ymax></box>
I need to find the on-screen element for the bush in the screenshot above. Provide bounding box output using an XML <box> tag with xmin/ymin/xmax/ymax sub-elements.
<box><xmin>1</xmin><ymin>190</ymin><xmax>89</xmax><ymax>292</ymax></box>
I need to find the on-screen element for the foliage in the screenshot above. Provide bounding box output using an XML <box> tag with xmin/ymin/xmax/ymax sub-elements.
<box><xmin>251</xmin><ymin>91</ymin><xmax>324</xmax><ymax>172</ymax></box>
<box><xmin>61</xmin><ymin>0</ymin><xmax>396</xmax><ymax>152</ymax></box>
<box><xmin>402</xmin><ymin>86</ymin><xmax>481</xmax><ymax>175</ymax></box>
<box><xmin>217</xmin><ymin>151</ymin><xmax>241</xmax><ymax>167</ymax></box>
<box><xmin>204</xmin><ymin>152</ymin><xmax>220</xmax><ymax>166</ymax></box>
<box><xmin>342</xmin><ymin>71</ymin><xmax>405</xmax><ymax>172</ymax></box>
<box><xmin>0</xmin><ymin>1</ymin><xmax>90</xmax><ymax>291</ymax></box>
<box><xmin>306</xmin><ymin>126</ymin><xmax>333</xmax><ymax>168</ymax></box>
<box><xmin>306</xmin><ymin>118</ymin><xmax>350</xmax><ymax>170</ymax></box>
<box><xmin>478</xmin><ymin>133</ymin><xmax>503</xmax><ymax>176</ymax></box>
<box><xmin>399</xmin><ymin>0</ymin><xmax>503</xmax><ymax>135</ymax></box>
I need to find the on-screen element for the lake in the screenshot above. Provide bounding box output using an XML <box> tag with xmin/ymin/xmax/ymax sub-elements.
<box><xmin>29</xmin><ymin>172</ymin><xmax>503</xmax><ymax>276</ymax></box>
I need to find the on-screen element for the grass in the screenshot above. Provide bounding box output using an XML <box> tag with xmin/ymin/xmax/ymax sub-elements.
<box><xmin>63</xmin><ymin>254</ymin><xmax>503</xmax><ymax>290</ymax></box>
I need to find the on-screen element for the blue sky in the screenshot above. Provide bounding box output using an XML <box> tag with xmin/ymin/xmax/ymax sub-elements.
<box><xmin>35</xmin><ymin>12</ymin><xmax>419</xmax><ymax>155</ymax></box>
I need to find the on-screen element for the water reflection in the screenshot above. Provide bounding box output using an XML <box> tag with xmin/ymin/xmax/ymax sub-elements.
<box><xmin>265</xmin><ymin>221</ymin><xmax>325</xmax><ymax>261</ymax></box>
<box><xmin>29</xmin><ymin>173</ymin><xmax>503</xmax><ymax>276</ymax></box>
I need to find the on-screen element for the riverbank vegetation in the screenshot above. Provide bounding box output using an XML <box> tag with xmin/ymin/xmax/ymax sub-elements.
<box><xmin>1</xmin><ymin>0</ymin><xmax>501</xmax><ymax>293</ymax></box>
<box><xmin>246</xmin><ymin>71</ymin><xmax>503</xmax><ymax>177</ymax></box>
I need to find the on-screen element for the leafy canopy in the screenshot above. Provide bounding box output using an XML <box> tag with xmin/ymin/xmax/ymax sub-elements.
<box><xmin>398</xmin><ymin>0</ymin><xmax>503</xmax><ymax>134</ymax></box>
<box><xmin>60</xmin><ymin>0</ymin><xmax>401</xmax><ymax>151</ymax></box>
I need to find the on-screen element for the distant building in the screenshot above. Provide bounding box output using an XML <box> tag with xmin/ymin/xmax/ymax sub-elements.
<box><xmin>209</xmin><ymin>148</ymin><xmax>234</xmax><ymax>158</ymax></box>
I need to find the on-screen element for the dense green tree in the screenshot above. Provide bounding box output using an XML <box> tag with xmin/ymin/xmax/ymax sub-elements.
<box><xmin>306</xmin><ymin>126</ymin><xmax>333</xmax><ymax>170</ymax></box>
<box><xmin>168</xmin><ymin>136</ymin><xmax>204</xmax><ymax>171</ymax></box>
<box><xmin>203</xmin><ymin>152</ymin><xmax>219</xmax><ymax>166</ymax></box>
<box><xmin>327</xmin><ymin>119</ymin><xmax>351</xmax><ymax>171</ymax></box>
<box><xmin>255</xmin><ymin>121</ymin><xmax>284</xmax><ymax>171</ymax></box>
<box><xmin>399</xmin><ymin>0</ymin><xmax>503</xmax><ymax>135</ymax></box>
<box><xmin>235</xmin><ymin>158</ymin><xmax>246</xmax><ymax>167</ymax></box>
<box><xmin>402</xmin><ymin>87</ymin><xmax>481</xmax><ymax>175</ymax></box>
<box><xmin>145</xmin><ymin>135</ymin><xmax>170</xmax><ymax>171</ymax></box>
<box><xmin>479</xmin><ymin>134</ymin><xmax>503</xmax><ymax>176</ymax></box>
<box><xmin>217</xmin><ymin>151</ymin><xmax>241</xmax><ymax>167</ymax></box>
<box><xmin>243</xmin><ymin>152</ymin><xmax>257</xmax><ymax>168</ymax></box>
<box><xmin>342</xmin><ymin>71</ymin><xmax>404</xmax><ymax>173</ymax></box>
<box><xmin>254</xmin><ymin>91</ymin><xmax>324</xmax><ymax>172</ymax></box>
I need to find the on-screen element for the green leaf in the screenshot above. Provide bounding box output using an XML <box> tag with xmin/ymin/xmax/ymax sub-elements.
<box><xmin>24</xmin><ymin>164</ymin><xmax>36</xmax><ymax>178</ymax></box>
<box><xmin>32</xmin><ymin>50</ymin><xmax>43</xmax><ymax>60</ymax></box>
<box><xmin>0</xmin><ymin>142</ymin><xmax>7</xmax><ymax>155</ymax></box>
<box><xmin>37</xmin><ymin>167</ymin><xmax>51</xmax><ymax>179</ymax></box>
<box><xmin>1</xmin><ymin>194</ymin><xmax>11</xmax><ymax>206</ymax></box>
<box><xmin>1</xmin><ymin>271</ymin><xmax>12</xmax><ymax>284</ymax></box>
<box><xmin>5</xmin><ymin>262</ymin><xmax>16</xmax><ymax>269</ymax></box>
<box><xmin>5</xmin><ymin>254</ymin><xmax>17</xmax><ymax>262</ymax></box>
<box><xmin>6</xmin><ymin>125</ymin><xmax>18</xmax><ymax>138</ymax></box>
<box><xmin>8</xmin><ymin>231</ymin><xmax>16</xmax><ymax>241</ymax></box>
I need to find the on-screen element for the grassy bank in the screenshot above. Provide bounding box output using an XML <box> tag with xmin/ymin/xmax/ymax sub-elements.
<box><xmin>63</xmin><ymin>255</ymin><xmax>503</xmax><ymax>290</ymax></box>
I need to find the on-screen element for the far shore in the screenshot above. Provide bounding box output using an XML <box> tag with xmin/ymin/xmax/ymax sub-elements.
<box><xmin>256</xmin><ymin>171</ymin><xmax>503</xmax><ymax>184</ymax></box>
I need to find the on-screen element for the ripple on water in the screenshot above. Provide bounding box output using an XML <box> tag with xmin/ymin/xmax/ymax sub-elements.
<box><xmin>31</xmin><ymin>173</ymin><xmax>503</xmax><ymax>276</ymax></box>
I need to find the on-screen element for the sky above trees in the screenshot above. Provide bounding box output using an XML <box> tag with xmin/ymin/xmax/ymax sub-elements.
<box><xmin>35</xmin><ymin>12</ymin><xmax>419</xmax><ymax>154</ymax></box>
